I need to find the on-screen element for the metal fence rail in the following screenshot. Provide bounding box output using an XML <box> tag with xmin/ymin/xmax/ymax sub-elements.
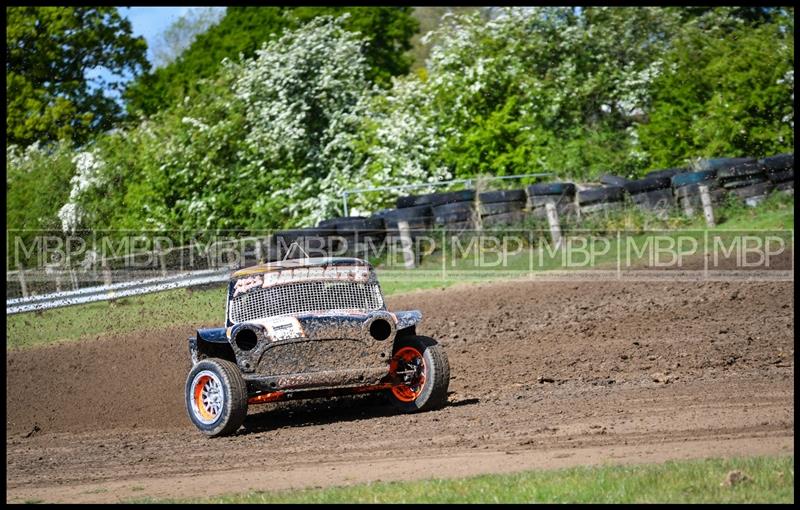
<box><xmin>6</xmin><ymin>268</ymin><xmax>231</xmax><ymax>315</ymax></box>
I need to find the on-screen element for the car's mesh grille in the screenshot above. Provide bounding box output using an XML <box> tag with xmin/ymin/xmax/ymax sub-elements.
<box><xmin>229</xmin><ymin>281</ymin><xmax>384</xmax><ymax>324</ymax></box>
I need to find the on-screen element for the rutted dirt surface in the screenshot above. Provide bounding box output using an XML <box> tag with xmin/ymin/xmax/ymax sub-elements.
<box><xmin>6</xmin><ymin>275</ymin><xmax>794</xmax><ymax>503</ymax></box>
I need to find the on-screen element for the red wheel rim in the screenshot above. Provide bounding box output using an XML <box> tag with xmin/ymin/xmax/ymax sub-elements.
<box><xmin>390</xmin><ymin>346</ymin><xmax>426</xmax><ymax>402</ymax></box>
<box><xmin>191</xmin><ymin>372</ymin><xmax>222</xmax><ymax>423</ymax></box>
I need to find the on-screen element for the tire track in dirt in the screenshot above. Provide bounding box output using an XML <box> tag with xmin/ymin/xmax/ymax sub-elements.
<box><xmin>6</xmin><ymin>273</ymin><xmax>794</xmax><ymax>503</ymax></box>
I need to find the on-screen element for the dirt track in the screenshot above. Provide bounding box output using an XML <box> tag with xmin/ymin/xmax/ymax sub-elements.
<box><xmin>6</xmin><ymin>274</ymin><xmax>795</xmax><ymax>503</ymax></box>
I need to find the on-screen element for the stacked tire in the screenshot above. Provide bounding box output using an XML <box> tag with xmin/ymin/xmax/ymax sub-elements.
<box><xmin>372</xmin><ymin>206</ymin><xmax>433</xmax><ymax>238</ymax></box>
<box><xmin>760</xmin><ymin>153</ymin><xmax>794</xmax><ymax>194</ymax></box>
<box><xmin>714</xmin><ymin>158</ymin><xmax>773</xmax><ymax>204</ymax></box>
<box><xmin>526</xmin><ymin>182</ymin><xmax>577</xmax><ymax>219</ymax></box>
<box><xmin>623</xmin><ymin>176</ymin><xmax>674</xmax><ymax>218</ymax></box>
<box><xmin>644</xmin><ymin>167</ymin><xmax>687</xmax><ymax>180</ymax></box>
<box><xmin>478</xmin><ymin>189</ymin><xmax>528</xmax><ymax>227</ymax></box>
<box><xmin>577</xmin><ymin>185</ymin><xmax>624</xmax><ymax>215</ymax></box>
<box><xmin>671</xmin><ymin>170</ymin><xmax>724</xmax><ymax>216</ymax></box>
<box><xmin>318</xmin><ymin>217</ymin><xmax>386</xmax><ymax>256</ymax></box>
<box><xmin>396</xmin><ymin>190</ymin><xmax>476</xmax><ymax>231</ymax></box>
<box><xmin>598</xmin><ymin>174</ymin><xmax>629</xmax><ymax>187</ymax></box>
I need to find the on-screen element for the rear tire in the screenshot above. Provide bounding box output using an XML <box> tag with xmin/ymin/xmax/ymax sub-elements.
<box><xmin>186</xmin><ymin>358</ymin><xmax>248</xmax><ymax>437</ymax></box>
<box><xmin>388</xmin><ymin>336</ymin><xmax>450</xmax><ymax>413</ymax></box>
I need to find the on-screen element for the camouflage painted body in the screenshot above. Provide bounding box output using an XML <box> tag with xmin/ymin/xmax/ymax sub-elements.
<box><xmin>188</xmin><ymin>257</ymin><xmax>422</xmax><ymax>397</ymax></box>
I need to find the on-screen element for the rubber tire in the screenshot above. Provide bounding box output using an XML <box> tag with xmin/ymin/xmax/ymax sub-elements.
<box><xmin>716</xmin><ymin>161</ymin><xmax>765</xmax><ymax>180</ymax></box>
<box><xmin>580</xmin><ymin>201</ymin><xmax>623</xmax><ymax>214</ymax></box>
<box><xmin>479</xmin><ymin>200</ymin><xmax>525</xmax><ymax>216</ymax></box>
<box><xmin>720</xmin><ymin>176</ymin><xmax>768</xmax><ymax>190</ymax></box>
<box><xmin>529</xmin><ymin>194</ymin><xmax>574</xmax><ymax>208</ymax></box>
<box><xmin>318</xmin><ymin>217</ymin><xmax>385</xmax><ymax>232</ymax></box>
<box><xmin>478</xmin><ymin>189</ymin><xmax>527</xmax><ymax>203</ymax></box>
<box><xmin>577</xmin><ymin>186</ymin><xmax>624</xmax><ymax>206</ymax></box>
<box><xmin>727</xmin><ymin>181</ymin><xmax>774</xmax><ymax>200</ymax></box>
<box><xmin>433</xmin><ymin>201</ymin><xmax>474</xmax><ymax>223</ymax></box>
<box><xmin>673</xmin><ymin>182</ymin><xmax>721</xmax><ymax>199</ymax></box>
<box><xmin>318</xmin><ymin>216</ymin><xmax>365</xmax><ymax>228</ymax></box>
<box><xmin>481</xmin><ymin>211</ymin><xmax>530</xmax><ymax>227</ymax></box>
<box><xmin>185</xmin><ymin>358</ymin><xmax>248</xmax><ymax>437</ymax></box>
<box><xmin>527</xmin><ymin>182</ymin><xmax>576</xmax><ymax>197</ymax></box>
<box><xmin>766</xmin><ymin>169</ymin><xmax>794</xmax><ymax>183</ymax></box>
<box><xmin>671</xmin><ymin>170</ymin><xmax>716</xmax><ymax>187</ymax></box>
<box><xmin>624</xmin><ymin>176</ymin><xmax>672</xmax><ymax>194</ymax></box>
<box><xmin>760</xmin><ymin>153</ymin><xmax>793</xmax><ymax>172</ymax></box>
<box><xmin>644</xmin><ymin>167</ymin><xmax>686</xmax><ymax>180</ymax></box>
<box><xmin>388</xmin><ymin>336</ymin><xmax>450</xmax><ymax>413</ymax></box>
<box><xmin>598</xmin><ymin>174</ymin><xmax>629</xmax><ymax>186</ymax></box>
<box><xmin>696</xmin><ymin>157</ymin><xmax>756</xmax><ymax>171</ymax></box>
<box><xmin>375</xmin><ymin>205</ymin><xmax>433</xmax><ymax>222</ymax></box>
<box><xmin>397</xmin><ymin>190</ymin><xmax>475</xmax><ymax>209</ymax></box>
<box><xmin>629</xmin><ymin>188</ymin><xmax>675</xmax><ymax>208</ymax></box>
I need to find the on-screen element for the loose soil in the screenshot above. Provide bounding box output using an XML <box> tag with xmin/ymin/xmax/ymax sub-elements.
<box><xmin>6</xmin><ymin>269</ymin><xmax>794</xmax><ymax>503</ymax></box>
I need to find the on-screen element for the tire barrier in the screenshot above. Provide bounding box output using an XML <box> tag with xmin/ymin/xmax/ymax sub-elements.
<box><xmin>644</xmin><ymin>167</ymin><xmax>686</xmax><ymax>180</ymax></box>
<box><xmin>696</xmin><ymin>157</ymin><xmax>757</xmax><ymax>172</ymax></box>
<box><xmin>432</xmin><ymin>201</ymin><xmax>476</xmax><ymax>228</ymax></box>
<box><xmin>478</xmin><ymin>200</ymin><xmax>526</xmax><ymax>216</ymax></box>
<box><xmin>577</xmin><ymin>186</ymin><xmax>625</xmax><ymax>216</ymax></box>
<box><xmin>761</xmin><ymin>153</ymin><xmax>794</xmax><ymax>193</ymax></box>
<box><xmin>577</xmin><ymin>186</ymin><xmax>625</xmax><ymax>206</ymax></box>
<box><xmin>712</xmin><ymin>159</ymin><xmax>775</xmax><ymax>205</ymax></box>
<box><xmin>478</xmin><ymin>189</ymin><xmax>527</xmax><ymax>204</ymax></box>
<box><xmin>671</xmin><ymin>169</ymin><xmax>717</xmax><ymax>188</ymax></box>
<box><xmin>11</xmin><ymin>154</ymin><xmax>791</xmax><ymax>307</ymax></box>
<box><xmin>598</xmin><ymin>174</ymin><xmax>629</xmax><ymax>187</ymax></box>
<box><xmin>318</xmin><ymin>216</ymin><xmax>387</xmax><ymax>257</ymax></box>
<box><xmin>526</xmin><ymin>182</ymin><xmax>577</xmax><ymax>219</ymax></box>
<box><xmin>396</xmin><ymin>190</ymin><xmax>476</xmax><ymax>209</ymax></box>
<box><xmin>372</xmin><ymin>205</ymin><xmax>433</xmax><ymax>235</ymax></box>
<box><xmin>623</xmin><ymin>176</ymin><xmax>672</xmax><ymax>195</ymax></box>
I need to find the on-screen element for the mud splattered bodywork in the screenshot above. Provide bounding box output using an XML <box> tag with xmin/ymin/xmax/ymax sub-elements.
<box><xmin>189</xmin><ymin>257</ymin><xmax>422</xmax><ymax>397</ymax></box>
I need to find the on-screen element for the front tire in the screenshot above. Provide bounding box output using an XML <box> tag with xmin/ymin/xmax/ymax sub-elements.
<box><xmin>388</xmin><ymin>335</ymin><xmax>450</xmax><ymax>412</ymax></box>
<box><xmin>185</xmin><ymin>358</ymin><xmax>248</xmax><ymax>437</ymax></box>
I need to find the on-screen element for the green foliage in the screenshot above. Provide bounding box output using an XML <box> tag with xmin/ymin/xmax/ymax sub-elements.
<box><xmin>127</xmin><ymin>456</ymin><xmax>794</xmax><ymax>504</ymax></box>
<box><xmin>124</xmin><ymin>7</ymin><xmax>418</xmax><ymax>116</ymax></box>
<box><xmin>639</xmin><ymin>8</ymin><xmax>794</xmax><ymax>167</ymax></box>
<box><xmin>83</xmin><ymin>70</ymin><xmax>252</xmax><ymax>234</ymax></box>
<box><xmin>387</xmin><ymin>7</ymin><xmax>684</xmax><ymax>180</ymax></box>
<box><xmin>55</xmin><ymin>15</ymin><xmax>434</xmax><ymax>236</ymax></box>
<box><xmin>6</xmin><ymin>7</ymin><xmax>149</xmax><ymax>146</ymax></box>
<box><xmin>6</xmin><ymin>7</ymin><xmax>794</xmax><ymax>241</ymax></box>
<box><xmin>6</xmin><ymin>143</ymin><xmax>77</xmax><ymax>265</ymax></box>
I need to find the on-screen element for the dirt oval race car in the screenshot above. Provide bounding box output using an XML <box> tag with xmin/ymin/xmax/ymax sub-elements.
<box><xmin>185</xmin><ymin>256</ymin><xmax>450</xmax><ymax>436</ymax></box>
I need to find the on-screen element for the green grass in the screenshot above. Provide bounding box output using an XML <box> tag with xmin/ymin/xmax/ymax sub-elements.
<box><xmin>125</xmin><ymin>455</ymin><xmax>793</xmax><ymax>504</ymax></box>
<box><xmin>7</xmin><ymin>193</ymin><xmax>793</xmax><ymax>350</ymax></box>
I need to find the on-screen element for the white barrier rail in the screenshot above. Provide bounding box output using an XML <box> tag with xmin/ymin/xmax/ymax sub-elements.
<box><xmin>6</xmin><ymin>268</ymin><xmax>231</xmax><ymax>315</ymax></box>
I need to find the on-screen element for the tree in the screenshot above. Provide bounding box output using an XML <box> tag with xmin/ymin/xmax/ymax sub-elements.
<box><xmin>150</xmin><ymin>7</ymin><xmax>226</xmax><ymax>68</ymax></box>
<box><xmin>6</xmin><ymin>7</ymin><xmax>149</xmax><ymax>146</ymax></box>
<box><xmin>638</xmin><ymin>8</ymin><xmax>794</xmax><ymax>165</ymax></box>
<box><xmin>123</xmin><ymin>7</ymin><xmax>418</xmax><ymax>116</ymax></box>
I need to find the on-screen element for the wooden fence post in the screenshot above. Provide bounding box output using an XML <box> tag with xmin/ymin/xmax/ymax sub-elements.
<box><xmin>698</xmin><ymin>185</ymin><xmax>716</xmax><ymax>228</ymax></box>
<box><xmin>545</xmin><ymin>202</ymin><xmax>563</xmax><ymax>251</ymax></box>
<box><xmin>155</xmin><ymin>239</ymin><xmax>168</xmax><ymax>277</ymax></box>
<box><xmin>397</xmin><ymin>220</ymin><xmax>416</xmax><ymax>269</ymax></box>
<box><xmin>17</xmin><ymin>267</ymin><xmax>29</xmax><ymax>298</ymax></box>
<box><xmin>102</xmin><ymin>259</ymin><xmax>113</xmax><ymax>287</ymax></box>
